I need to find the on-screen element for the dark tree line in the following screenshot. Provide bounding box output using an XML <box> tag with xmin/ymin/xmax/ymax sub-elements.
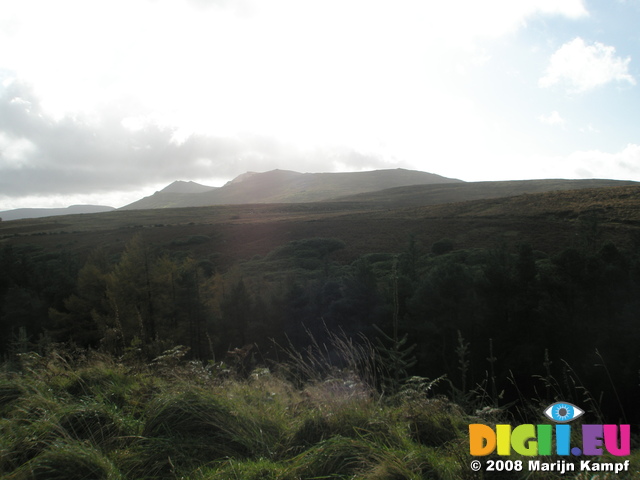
<box><xmin>2</xmin><ymin>233</ymin><xmax>640</xmax><ymax>422</ymax></box>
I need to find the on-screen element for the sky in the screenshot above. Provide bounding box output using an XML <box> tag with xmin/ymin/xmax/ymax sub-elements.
<box><xmin>1</xmin><ymin>0</ymin><xmax>639</xmax><ymax>209</ymax></box>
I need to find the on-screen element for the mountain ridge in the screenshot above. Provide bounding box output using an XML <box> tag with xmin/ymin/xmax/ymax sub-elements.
<box><xmin>121</xmin><ymin>168</ymin><xmax>462</xmax><ymax>210</ymax></box>
<box><xmin>4</xmin><ymin>169</ymin><xmax>638</xmax><ymax>221</ymax></box>
<box><xmin>160</xmin><ymin>180</ymin><xmax>218</xmax><ymax>194</ymax></box>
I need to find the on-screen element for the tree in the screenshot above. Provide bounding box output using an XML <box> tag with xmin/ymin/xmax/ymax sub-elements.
<box><xmin>106</xmin><ymin>234</ymin><xmax>157</xmax><ymax>346</ymax></box>
<box><xmin>374</xmin><ymin>259</ymin><xmax>416</xmax><ymax>394</ymax></box>
<box><xmin>49</xmin><ymin>249</ymin><xmax>111</xmax><ymax>348</ymax></box>
<box><xmin>220</xmin><ymin>279</ymin><xmax>252</xmax><ymax>347</ymax></box>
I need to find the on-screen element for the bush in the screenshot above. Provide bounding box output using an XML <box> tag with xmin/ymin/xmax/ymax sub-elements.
<box><xmin>170</xmin><ymin>235</ymin><xmax>211</xmax><ymax>246</ymax></box>
<box><xmin>266</xmin><ymin>238</ymin><xmax>345</xmax><ymax>261</ymax></box>
<box><xmin>431</xmin><ymin>238</ymin><xmax>454</xmax><ymax>255</ymax></box>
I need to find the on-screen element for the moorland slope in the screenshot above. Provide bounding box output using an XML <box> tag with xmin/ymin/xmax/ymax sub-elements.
<box><xmin>3</xmin><ymin>183</ymin><xmax>640</xmax><ymax>268</ymax></box>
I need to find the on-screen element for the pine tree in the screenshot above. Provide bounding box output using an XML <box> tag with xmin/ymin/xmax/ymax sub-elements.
<box><xmin>374</xmin><ymin>258</ymin><xmax>416</xmax><ymax>394</ymax></box>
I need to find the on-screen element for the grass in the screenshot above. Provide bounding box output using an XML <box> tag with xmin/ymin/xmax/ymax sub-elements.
<box><xmin>0</xmin><ymin>347</ymin><xmax>638</xmax><ymax>479</ymax></box>
<box><xmin>8</xmin><ymin>441</ymin><xmax>123</xmax><ymax>480</ymax></box>
<box><xmin>3</xmin><ymin>184</ymin><xmax>640</xmax><ymax>273</ymax></box>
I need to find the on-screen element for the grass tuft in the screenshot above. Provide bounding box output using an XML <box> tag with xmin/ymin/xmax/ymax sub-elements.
<box><xmin>288</xmin><ymin>435</ymin><xmax>376</xmax><ymax>478</ymax></box>
<box><xmin>9</xmin><ymin>441</ymin><xmax>122</xmax><ymax>480</ymax></box>
<box><xmin>58</xmin><ymin>405</ymin><xmax>127</xmax><ymax>446</ymax></box>
<box><xmin>0</xmin><ymin>381</ymin><xmax>24</xmax><ymax>413</ymax></box>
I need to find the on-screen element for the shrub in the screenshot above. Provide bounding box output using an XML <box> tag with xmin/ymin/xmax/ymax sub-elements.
<box><xmin>170</xmin><ymin>235</ymin><xmax>211</xmax><ymax>246</ymax></box>
<box><xmin>431</xmin><ymin>238</ymin><xmax>454</xmax><ymax>255</ymax></box>
<box><xmin>266</xmin><ymin>238</ymin><xmax>345</xmax><ymax>261</ymax></box>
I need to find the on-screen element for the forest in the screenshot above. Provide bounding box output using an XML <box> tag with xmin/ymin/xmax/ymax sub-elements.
<box><xmin>2</xmin><ymin>223</ymin><xmax>640</xmax><ymax>422</ymax></box>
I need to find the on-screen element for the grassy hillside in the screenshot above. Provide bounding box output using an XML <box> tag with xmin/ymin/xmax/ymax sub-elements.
<box><xmin>0</xmin><ymin>205</ymin><xmax>116</xmax><ymax>222</ymax></box>
<box><xmin>2</xmin><ymin>344</ymin><xmax>637</xmax><ymax>480</ymax></box>
<box><xmin>334</xmin><ymin>178</ymin><xmax>639</xmax><ymax>207</ymax></box>
<box><xmin>3</xmin><ymin>184</ymin><xmax>640</xmax><ymax>269</ymax></box>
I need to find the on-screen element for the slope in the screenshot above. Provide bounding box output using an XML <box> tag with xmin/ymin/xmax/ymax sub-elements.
<box><xmin>121</xmin><ymin>168</ymin><xmax>462</xmax><ymax>210</ymax></box>
<box><xmin>333</xmin><ymin>178</ymin><xmax>639</xmax><ymax>207</ymax></box>
<box><xmin>0</xmin><ymin>205</ymin><xmax>116</xmax><ymax>221</ymax></box>
<box><xmin>3</xmin><ymin>184</ymin><xmax>640</xmax><ymax>270</ymax></box>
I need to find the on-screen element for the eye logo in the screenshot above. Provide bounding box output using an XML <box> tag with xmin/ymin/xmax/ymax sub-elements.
<box><xmin>544</xmin><ymin>402</ymin><xmax>584</xmax><ymax>423</ymax></box>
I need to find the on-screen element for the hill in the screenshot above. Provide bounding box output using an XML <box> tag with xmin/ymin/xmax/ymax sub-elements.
<box><xmin>334</xmin><ymin>178</ymin><xmax>639</xmax><ymax>207</ymax></box>
<box><xmin>121</xmin><ymin>168</ymin><xmax>462</xmax><ymax>210</ymax></box>
<box><xmin>117</xmin><ymin>180</ymin><xmax>219</xmax><ymax>210</ymax></box>
<box><xmin>3</xmin><ymin>183</ymin><xmax>640</xmax><ymax>269</ymax></box>
<box><xmin>160</xmin><ymin>180</ymin><xmax>217</xmax><ymax>194</ymax></box>
<box><xmin>0</xmin><ymin>204</ymin><xmax>116</xmax><ymax>221</ymax></box>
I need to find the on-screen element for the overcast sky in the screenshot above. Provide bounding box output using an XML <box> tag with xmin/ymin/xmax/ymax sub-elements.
<box><xmin>1</xmin><ymin>0</ymin><xmax>639</xmax><ymax>209</ymax></box>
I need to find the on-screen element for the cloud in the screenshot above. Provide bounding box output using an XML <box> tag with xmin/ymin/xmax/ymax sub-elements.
<box><xmin>0</xmin><ymin>0</ymin><xmax>590</xmax><ymax>123</ymax></box>
<box><xmin>564</xmin><ymin>144</ymin><xmax>640</xmax><ymax>178</ymax></box>
<box><xmin>538</xmin><ymin>110</ymin><xmax>565</xmax><ymax>126</ymax></box>
<box><xmin>529</xmin><ymin>144</ymin><xmax>640</xmax><ymax>180</ymax></box>
<box><xmin>448</xmin><ymin>0</ymin><xmax>588</xmax><ymax>39</ymax></box>
<box><xmin>0</xmin><ymin>0</ymin><xmax>614</xmax><ymax>209</ymax></box>
<box><xmin>539</xmin><ymin>37</ymin><xmax>636</xmax><ymax>93</ymax></box>
<box><xmin>0</xmin><ymin>81</ymin><xmax>395</xmax><ymax>206</ymax></box>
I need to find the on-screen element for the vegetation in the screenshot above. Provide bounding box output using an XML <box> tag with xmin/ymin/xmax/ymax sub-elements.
<box><xmin>2</xmin><ymin>185</ymin><xmax>640</xmax><ymax>477</ymax></box>
<box><xmin>2</xmin><ymin>342</ymin><xmax>637</xmax><ymax>479</ymax></box>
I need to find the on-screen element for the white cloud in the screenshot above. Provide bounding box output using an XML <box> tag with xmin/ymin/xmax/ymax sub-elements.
<box><xmin>579</xmin><ymin>123</ymin><xmax>600</xmax><ymax>134</ymax></box>
<box><xmin>0</xmin><ymin>132</ymin><xmax>37</xmax><ymax>167</ymax></box>
<box><xmin>538</xmin><ymin>110</ymin><xmax>565</xmax><ymax>126</ymax></box>
<box><xmin>539</xmin><ymin>37</ymin><xmax>636</xmax><ymax>93</ymax></box>
<box><xmin>449</xmin><ymin>144</ymin><xmax>640</xmax><ymax>183</ymax></box>
<box><xmin>0</xmin><ymin>0</ymin><xmax>590</xmax><ymax>128</ymax></box>
<box><xmin>0</xmin><ymin>81</ymin><xmax>400</xmax><ymax>206</ymax></box>
<box><xmin>531</xmin><ymin>144</ymin><xmax>640</xmax><ymax>180</ymax></box>
<box><xmin>1</xmin><ymin>0</ymin><xmax>606</xmax><ymax>208</ymax></box>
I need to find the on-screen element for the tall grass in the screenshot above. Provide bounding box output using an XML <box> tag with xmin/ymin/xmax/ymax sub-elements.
<box><xmin>0</xmin><ymin>343</ymin><xmax>637</xmax><ymax>479</ymax></box>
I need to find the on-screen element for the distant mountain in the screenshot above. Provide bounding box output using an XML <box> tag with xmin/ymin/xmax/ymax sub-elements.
<box><xmin>121</xmin><ymin>168</ymin><xmax>462</xmax><ymax>210</ymax></box>
<box><xmin>0</xmin><ymin>205</ymin><xmax>116</xmax><ymax>221</ymax></box>
<box><xmin>160</xmin><ymin>180</ymin><xmax>218</xmax><ymax>194</ymax></box>
<box><xmin>120</xmin><ymin>181</ymin><xmax>221</xmax><ymax>209</ymax></box>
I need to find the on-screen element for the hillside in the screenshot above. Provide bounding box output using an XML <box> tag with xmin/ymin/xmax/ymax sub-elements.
<box><xmin>0</xmin><ymin>205</ymin><xmax>116</xmax><ymax>221</ymax></box>
<box><xmin>334</xmin><ymin>178</ymin><xmax>639</xmax><ymax>207</ymax></box>
<box><xmin>121</xmin><ymin>168</ymin><xmax>462</xmax><ymax>210</ymax></box>
<box><xmin>3</xmin><ymin>184</ymin><xmax>640</xmax><ymax>269</ymax></box>
<box><xmin>160</xmin><ymin>180</ymin><xmax>217</xmax><ymax>194</ymax></box>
